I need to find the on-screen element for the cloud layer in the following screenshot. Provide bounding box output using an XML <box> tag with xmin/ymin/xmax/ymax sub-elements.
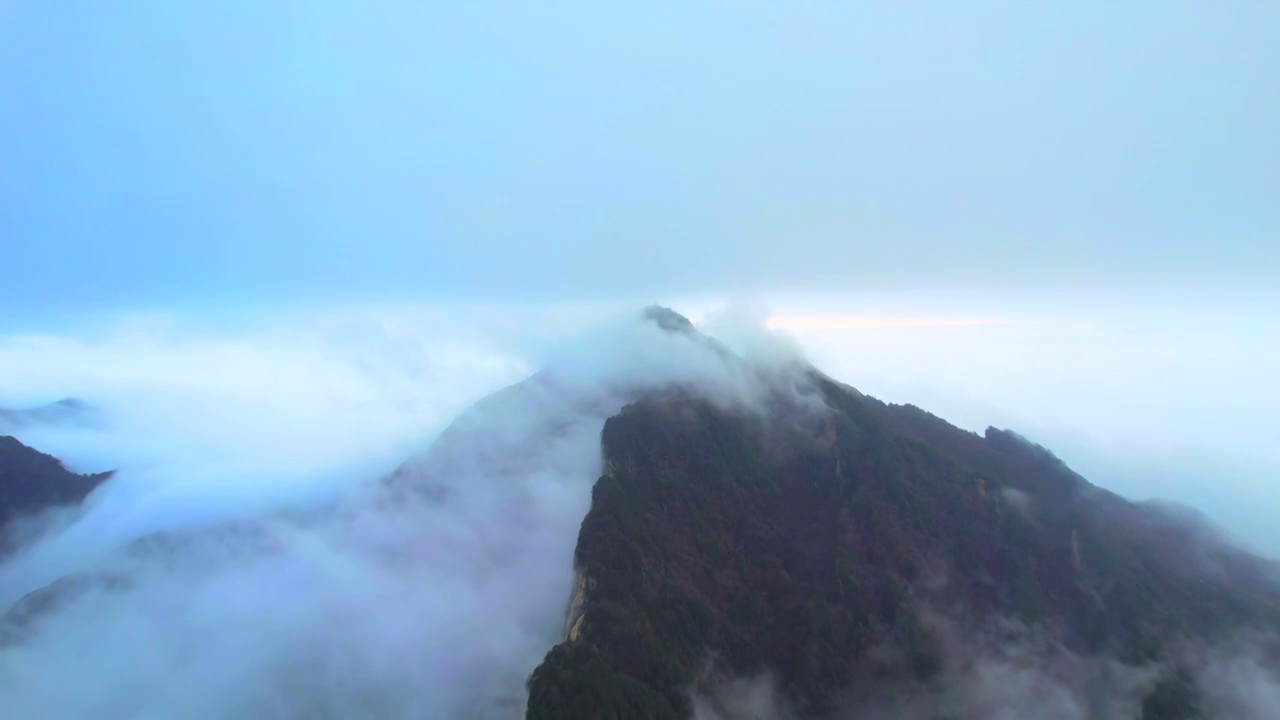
<box><xmin>0</xmin><ymin>307</ymin><xmax>804</xmax><ymax>719</ymax></box>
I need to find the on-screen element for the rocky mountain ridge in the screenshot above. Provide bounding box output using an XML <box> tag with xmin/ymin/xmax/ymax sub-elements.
<box><xmin>521</xmin><ymin>311</ymin><xmax>1280</xmax><ymax>719</ymax></box>
<box><xmin>0</xmin><ymin>435</ymin><xmax>112</xmax><ymax>548</ymax></box>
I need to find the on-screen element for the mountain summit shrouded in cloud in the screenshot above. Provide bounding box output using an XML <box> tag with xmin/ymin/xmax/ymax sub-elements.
<box><xmin>1</xmin><ymin>308</ymin><xmax>1277</xmax><ymax>719</ymax></box>
<box><xmin>0</xmin><ymin>307</ymin><xmax>789</xmax><ymax>718</ymax></box>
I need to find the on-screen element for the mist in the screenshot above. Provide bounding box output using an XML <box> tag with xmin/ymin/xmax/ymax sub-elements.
<box><xmin>692</xmin><ymin>617</ymin><xmax>1280</xmax><ymax>720</ymax></box>
<box><xmin>0</xmin><ymin>306</ymin><xmax>538</xmax><ymax>609</ymax></box>
<box><xmin>0</xmin><ymin>306</ymin><xmax>810</xmax><ymax>718</ymax></box>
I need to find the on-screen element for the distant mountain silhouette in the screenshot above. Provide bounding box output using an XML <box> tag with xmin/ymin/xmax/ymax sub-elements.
<box><xmin>0</xmin><ymin>398</ymin><xmax>103</xmax><ymax>430</ymax></box>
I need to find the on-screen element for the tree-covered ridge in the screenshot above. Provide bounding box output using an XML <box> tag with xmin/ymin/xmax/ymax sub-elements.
<box><xmin>526</xmin><ymin>375</ymin><xmax>1280</xmax><ymax>719</ymax></box>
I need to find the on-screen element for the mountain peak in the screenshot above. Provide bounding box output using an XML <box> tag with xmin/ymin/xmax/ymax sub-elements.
<box><xmin>0</xmin><ymin>436</ymin><xmax>113</xmax><ymax>542</ymax></box>
<box><xmin>641</xmin><ymin>305</ymin><xmax>696</xmax><ymax>334</ymax></box>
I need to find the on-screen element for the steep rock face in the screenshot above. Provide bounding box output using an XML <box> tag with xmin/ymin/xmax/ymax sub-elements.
<box><xmin>0</xmin><ymin>435</ymin><xmax>112</xmax><ymax>541</ymax></box>
<box><xmin>525</xmin><ymin>375</ymin><xmax>1280</xmax><ymax>719</ymax></box>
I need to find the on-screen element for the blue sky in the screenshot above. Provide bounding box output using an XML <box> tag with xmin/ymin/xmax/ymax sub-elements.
<box><xmin>3</xmin><ymin>3</ymin><xmax>1277</xmax><ymax>318</ymax></box>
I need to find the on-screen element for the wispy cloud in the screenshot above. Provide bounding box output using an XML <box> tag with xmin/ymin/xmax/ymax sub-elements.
<box><xmin>0</xmin><ymin>307</ymin><xmax>817</xmax><ymax>718</ymax></box>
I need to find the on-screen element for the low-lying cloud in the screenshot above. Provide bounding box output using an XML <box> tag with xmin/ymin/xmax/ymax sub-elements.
<box><xmin>695</xmin><ymin>615</ymin><xmax>1280</xmax><ymax>720</ymax></box>
<box><xmin>0</xmin><ymin>305</ymin><xmax>812</xmax><ymax>719</ymax></box>
<box><xmin>0</xmin><ymin>307</ymin><xmax>537</xmax><ymax>609</ymax></box>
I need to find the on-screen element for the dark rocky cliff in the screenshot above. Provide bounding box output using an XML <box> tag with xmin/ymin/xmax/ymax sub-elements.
<box><xmin>526</xmin><ymin>371</ymin><xmax>1280</xmax><ymax>719</ymax></box>
<box><xmin>0</xmin><ymin>435</ymin><xmax>112</xmax><ymax>542</ymax></box>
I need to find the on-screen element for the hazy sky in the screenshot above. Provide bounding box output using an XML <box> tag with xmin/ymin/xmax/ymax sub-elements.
<box><xmin>1</xmin><ymin>4</ymin><xmax>1278</xmax><ymax>548</ymax></box>
<box><xmin>3</xmin><ymin>3</ymin><xmax>1277</xmax><ymax>318</ymax></box>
